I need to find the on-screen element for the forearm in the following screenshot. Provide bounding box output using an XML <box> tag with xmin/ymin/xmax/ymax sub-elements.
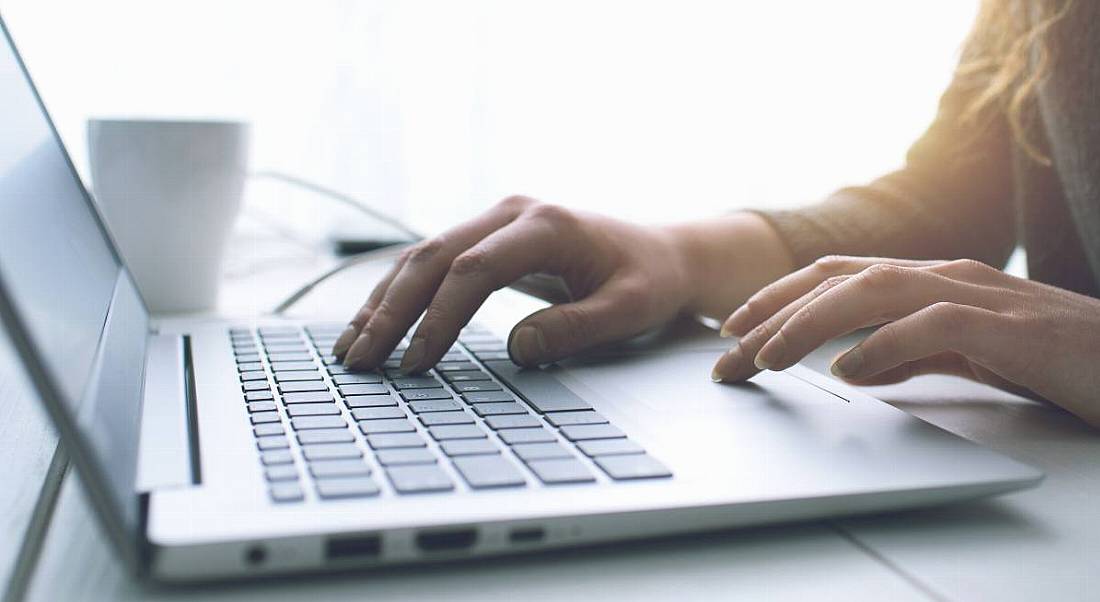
<box><xmin>665</xmin><ymin>212</ymin><xmax>795</xmax><ymax>320</ymax></box>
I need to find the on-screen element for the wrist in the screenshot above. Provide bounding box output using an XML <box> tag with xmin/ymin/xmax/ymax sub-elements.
<box><xmin>661</xmin><ymin>212</ymin><xmax>794</xmax><ymax>320</ymax></box>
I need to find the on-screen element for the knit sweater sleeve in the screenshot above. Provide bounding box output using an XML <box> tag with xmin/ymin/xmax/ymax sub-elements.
<box><xmin>753</xmin><ymin>61</ymin><xmax>1018</xmax><ymax>270</ymax></box>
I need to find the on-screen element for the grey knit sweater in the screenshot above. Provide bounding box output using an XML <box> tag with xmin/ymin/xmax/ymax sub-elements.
<box><xmin>759</xmin><ymin>2</ymin><xmax>1100</xmax><ymax>299</ymax></box>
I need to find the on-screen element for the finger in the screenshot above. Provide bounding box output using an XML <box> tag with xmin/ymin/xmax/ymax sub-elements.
<box><xmin>754</xmin><ymin>264</ymin><xmax>1000</xmax><ymax>371</ymax></box>
<box><xmin>720</xmin><ymin>255</ymin><xmax>943</xmax><ymax>338</ymax></box>
<box><xmin>711</xmin><ymin>273</ymin><xmax>853</xmax><ymax>382</ymax></box>
<box><xmin>828</xmin><ymin>302</ymin><xmax>1013</xmax><ymax>382</ymax></box>
<box><xmin>344</xmin><ymin>196</ymin><xmax>534</xmax><ymax>369</ymax></box>
<box><xmin>401</xmin><ymin>215</ymin><xmax>571</xmax><ymax>373</ymax></box>
<box><xmin>332</xmin><ymin>254</ymin><xmax>406</xmax><ymax>358</ymax></box>
<box><xmin>508</xmin><ymin>279</ymin><xmax>657</xmax><ymax>367</ymax></box>
<box><xmin>837</xmin><ymin>351</ymin><xmax>974</xmax><ymax>386</ymax></box>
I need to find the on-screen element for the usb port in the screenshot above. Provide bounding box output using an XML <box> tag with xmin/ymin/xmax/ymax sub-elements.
<box><xmin>509</xmin><ymin>527</ymin><xmax>545</xmax><ymax>544</ymax></box>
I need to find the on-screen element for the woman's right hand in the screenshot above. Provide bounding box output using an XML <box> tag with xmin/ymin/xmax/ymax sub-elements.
<box><xmin>332</xmin><ymin>195</ymin><xmax>701</xmax><ymax>373</ymax></box>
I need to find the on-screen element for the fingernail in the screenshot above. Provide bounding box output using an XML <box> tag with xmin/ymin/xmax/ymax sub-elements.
<box><xmin>754</xmin><ymin>331</ymin><xmax>786</xmax><ymax>370</ymax></box>
<box><xmin>711</xmin><ymin>344</ymin><xmax>742</xmax><ymax>382</ymax></box>
<box><xmin>721</xmin><ymin>305</ymin><xmax>751</xmax><ymax>337</ymax></box>
<box><xmin>510</xmin><ymin>325</ymin><xmax>546</xmax><ymax>366</ymax></box>
<box><xmin>344</xmin><ymin>332</ymin><xmax>374</xmax><ymax>368</ymax></box>
<box><xmin>401</xmin><ymin>336</ymin><xmax>426</xmax><ymax>374</ymax></box>
<box><xmin>831</xmin><ymin>346</ymin><xmax>864</xmax><ymax>378</ymax></box>
<box><xmin>332</xmin><ymin>323</ymin><xmax>359</xmax><ymax>357</ymax></box>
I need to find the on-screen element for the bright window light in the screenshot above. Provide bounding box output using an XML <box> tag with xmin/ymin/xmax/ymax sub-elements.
<box><xmin>3</xmin><ymin>0</ymin><xmax>979</xmax><ymax>232</ymax></box>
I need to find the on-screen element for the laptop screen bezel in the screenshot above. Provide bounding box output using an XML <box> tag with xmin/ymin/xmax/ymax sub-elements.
<box><xmin>0</xmin><ymin>15</ymin><xmax>149</xmax><ymax>573</ymax></box>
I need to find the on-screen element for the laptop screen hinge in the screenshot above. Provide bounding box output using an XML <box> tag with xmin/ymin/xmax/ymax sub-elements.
<box><xmin>135</xmin><ymin>334</ymin><xmax>202</xmax><ymax>492</ymax></box>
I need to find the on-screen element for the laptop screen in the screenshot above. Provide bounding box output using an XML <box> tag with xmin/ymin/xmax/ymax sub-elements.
<box><xmin>0</xmin><ymin>19</ymin><xmax>147</xmax><ymax>564</ymax></box>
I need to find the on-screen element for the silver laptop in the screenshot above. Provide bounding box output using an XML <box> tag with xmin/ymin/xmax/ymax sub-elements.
<box><xmin>0</xmin><ymin>18</ymin><xmax>1041</xmax><ymax>583</ymax></box>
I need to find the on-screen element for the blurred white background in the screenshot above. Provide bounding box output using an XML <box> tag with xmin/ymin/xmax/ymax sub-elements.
<box><xmin>1</xmin><ymin>0</ymin><xmax>978</xmax><ymax>236</ymax></box>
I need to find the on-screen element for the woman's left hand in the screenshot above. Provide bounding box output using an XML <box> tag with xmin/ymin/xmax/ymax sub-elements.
<box><xmin>711</xmin><ymin>255</ymin><xmax>1100</xmax><ymax>427</ymax></box>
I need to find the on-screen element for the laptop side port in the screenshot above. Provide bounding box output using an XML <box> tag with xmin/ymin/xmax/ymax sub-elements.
<box><xmin>326</xmin><ymin>534</ymin><xmax>383</xmax><ymax>561</ymax></box>
<box><xmin>509</xmin><ymin>526</ymin><xmax>545</xmax><ymax>544</ymax></box>
<box><xmin>415</xmin><ymin>528</ymin><xmax>478</xmax><ymax>553</ymax></box>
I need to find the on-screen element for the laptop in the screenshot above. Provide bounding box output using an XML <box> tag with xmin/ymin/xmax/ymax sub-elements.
<box><xmin>0</xmin><ymin>17</ymin><xmax>1041</xmax><ymax>583</ymax></box>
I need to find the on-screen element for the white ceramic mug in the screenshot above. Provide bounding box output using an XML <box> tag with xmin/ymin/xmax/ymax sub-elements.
<box><xmin>88</xmin><ymin>118</ymin><xmax>250</xmax><ymax>313</ymax></box>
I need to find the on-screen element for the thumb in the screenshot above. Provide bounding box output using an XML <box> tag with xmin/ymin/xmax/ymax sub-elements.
<box><xmin>507</xmin><ymin>282</ymin><xmax>646</xmax><ymax>366</ymax></box>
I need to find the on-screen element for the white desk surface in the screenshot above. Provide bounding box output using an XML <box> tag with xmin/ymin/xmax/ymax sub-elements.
<box><xmin>5</xmin><ymin>235</ymin><xmax>1100</xmax><ymax>602</ymax></box>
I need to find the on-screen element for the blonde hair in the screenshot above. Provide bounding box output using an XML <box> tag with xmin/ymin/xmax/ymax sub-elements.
<box><xmin>957</xmin><ymin>0</ymin><xmax>1075</xmax><ymax>164</ymax></box>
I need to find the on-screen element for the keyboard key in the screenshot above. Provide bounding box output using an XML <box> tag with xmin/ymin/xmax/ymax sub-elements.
<box><xmin>375</xmin><ymin>448</ymin><xmax>438</xmax><ymax>466</ymax></box>
<box><xmin>359</xmin><ymin>418</ymin><xmax>416</xmax><ymax>434</ymax></box>
<box><xmin>463</xmin><ymin>391</ymin><xmax>514</xmax><ymax>404</ymax></box>
<box><xmin>485</xmin><ymin>415</ymin><xmax>542</xmax><ymax>430</ymax></box>
<box><xmin>264</xmin><ymin>464</ymin><xmax>299</xmax><ymax>482</ymax></box>
<box><xmin>351</xmin><ymin>407</ymin><xmax>405</xmax><ymax>421</ymax></box>
<box><xmin>427</xmin><ymin>424</ymin><xmax>487</xmax><ymax>440</ymax></box>
<box><xmin>391</xmin><ymin>376</ymin><xmax>442</xmax><ymax>390</ymax></box>
<box><xmin>452</xmin><ymin>456</ymin><xmax>526</xmax><ymax>489</ymax></box>
<box><xmin>256</xmin><ymin>436</ymin><xmax>290</xmax><ymax>450</ymax></box>
<box><xmin>291</xmin><ymin>416</ymin><xmax>347</xmax><ymax>430</ymax></box>
<box><xmin>386</xmin><ymin>465</ymin><xmax>454</xmax><ymax>494</ymax></box>
<box><xmin>576</xmin><ymin>439</ymin><xmax>645</xmax><ymax>457</ymax></box>
<box><xmin>261</xmin><ymin>450</ymin><xmax>294</xmax><ymax>465</ymax></box>
<box><xmin>247</xmin><ymin>401</ymin><xmax>277</xmax><ymax>413</ymax></box>
<box><xmin>269</xmin><ymin>482</ymin><xmax>305</xmax><ymax>502</ymax></box>
<box><xmin>463</xmin><ymin>342</ymin><xmax>506</xmax><ymax>352</ymax></box>
<box><xmin>345</xmin><ymin>394</ymin><xmax>399</xmax><ymax>408</ymax></box>
<box><xmin>333</xmin><ymin>373</ymin><xmax>384</xmax><ymax>385</ymax></box>
<box><xmin>245</xmin><ymin>390</ymin><xmax>274</xmax><ymax>402</ymax></box>
<box><xmin>545</xmin><ymin>411</ymin><xmax>608</xmax><ymax>427</ymax></box>
<box><xmin>474</xmin><ymin>351</ymin><xmax>511</xmax><ymax>361</ymax></box>
<box><xmin>438</xmin><ymin>351</ymin><xmax>468</xmax><ymax>362</ymax></box>
<box><xmin>452</xmin><ymin>381</ymin><xmax>502</xmax><ymax>394</ymax></box>
<box><xmin>242</xmin><ymin>381</ymin><xmax>270</xmax><ymax>392</ymax></box>
<box><xmin>274</xmin><ymin>370</ymin><xmax>322</xmax><ymax>382</ymax></box>
<box><xmin>251</xmin><ymin>411</ymin><xmax>281</xmax><ymax>425</ymax></box>
<box><xmin>282</xmin><ymin>392</ymin><xmax>335</xmax><ymax>404</ymax></box>
<box><xmin>338</xmin><ymin>383</ymin><xmax>389</xmax><ymax>396</ymax></box>
<box><xmin>259</xmin><ymin>326</ymin><xmax>298</xmax><ymax>336</ymax></box>
<box><xmin>237</xmin><ymin>362</ymin><xmax>263</xmax><ymax>372</ymax></box>
<box><xmin>559</xmin><ymin>424</ymin><xmax>626</xmax><ymax>441</ymax></box>
<box><xmin>595</xmin><ymin>454</ymin><xmax>672</xmax><ymax>480</ymax></box>
<box><xmin>316</xmin><ymin>477</ymin><xmax>381</xmax><ymax>499</ymax></box>
<box><xmin>400</xmin><ymin>389</ymin><xmax>453</xmax><ymax>402</ymax></box>
<box><xmin>510</xmin><ymin>442</ymin><xmax>574</xmax><ymax>462</ymax></box>
<box><xmin>527</xmin><ymin>458</ymin><xmax>596</xmax><ymax>484</ymax></box>
<box><xmin>235</xmin><ymin>353</ymin><xmax>261</xmax><ymax>363</ymax></box>
<box><xmin>440</xmin><ymin>439</ymin><xmax>500</xmax><ymax>457</ymax></box>
<box><xmin>499</xmin><ymin>428</ymin><xmax>557</xmax><ymax>445</ymax></box>
<box><xmin>437</xmin><ymin>362</ymin><xmax>479</xmax><ymax>372</ymax></box>
<box><xmin>239</xmin><ymin>370</ymin><xmax>267</xmax><ymax>382</ymax></box>
<box><xmin>302</xmin><ymin>443</ymin><xmax>362</xmax><ymax>461</ymax></box>
<box><xmin>441</xmin><ymin>370</ymin><xmax>492</xmax><ymax>383</ymax></box>
<box><xmin>264</xmin><ymin>343</ymin><xmax>308</xmax><ymax>354</ymax></box>
<box><xmin>286</xmin><ymin>403</ymin><xmax>339</xmax><ymax>417</ymax></box>
<box><xmin>326</xmin><ymin>364</ymin><xmax>353</xmax><ymax>375</ymax></box>
<box><xmin>472</xmin><ymin>402</ymin><xmax>528</xmax><ymax>417</ymax></box>
<box><xmin>309</xmin><ymin>459</ymin><xmax>372</xmax><ymax>478</ymax></box>
<box><xmin>253</xmin><ymin>423</ymin><xmax>285</xmax><ymax>437</ymax></box>
<box><xmin>407</xmin><ymin>399</ymin><xmax>462</xmax><ymax>413</ymax></box>
<box><xmin>278</xmin><ymin>381</ymin><xmax>329</xmax><ymax>393</ymax></box>
<box><xmin>271</xmin><ymin>361</ymin><xmax>316</xmax><ymax>371</ymax></box>
<box><xmin>481</xmin><ymin>361</ymin><xmax>594</xmax><ymax>413</ymax></box>
<box><xmin>297</xmin><ymin>429</ymin><xmax>355</xmax><ymax>444</ymax></box>
<box><xmin>267</xmin><ymin>352</ymin><xmax>313</xmax><ymax>362</ymax></box>
<box><xmin>366</xmin><ymin>433</ymin><xmax>427</xmax><ymax>449</ymax></box>
<box><xmin>321</xmin><ymin>354</ymin><xmax>339</xmax><ymax>365</ymax></box>
<box><xmin>418</xmin><ymin>411</ymin><xmax>474</xmax><ymax>426</ymax></box>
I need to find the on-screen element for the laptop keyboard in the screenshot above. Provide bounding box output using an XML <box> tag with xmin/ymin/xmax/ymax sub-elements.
<box><xmin>230</xmin><ymin>323</ymin><xmax>672</xmax><ymax>503</ymax></box>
